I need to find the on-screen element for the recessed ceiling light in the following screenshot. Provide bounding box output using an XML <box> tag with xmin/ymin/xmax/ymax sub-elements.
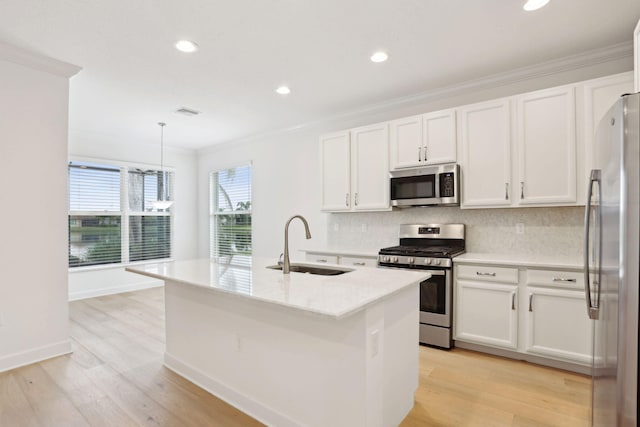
<box><xmin>523</xmin><ymin>0</ymin><xmax>550</xmax><ymax>11</ymax></box>
<box><xmin>275</xmin><ymin>86</ymin><xmax>291</xmax><ymax>95</ymax></box>
<box><xmin>370</xmin><ymin>51</ymin><xmax>389</xmax><ymax>63</ymax></box>
<box><xmin>175</xmin><ymin>40</ymin><xmax>199</xmax><ymax>53</ymax></box>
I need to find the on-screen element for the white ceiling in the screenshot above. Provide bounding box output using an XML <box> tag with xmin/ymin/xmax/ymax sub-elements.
<box><xmin>0</xmin><ymin>0</ymin><xmax>638</xmax><ymax>150</ymax></box>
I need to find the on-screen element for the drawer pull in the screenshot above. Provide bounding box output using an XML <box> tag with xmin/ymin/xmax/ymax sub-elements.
<box><xmin>316</xmin><ymin>259</ymin><xmax>328</xmax><ymax>263</ymax></box>
<box><xmin>511</xmin><ymin>292</ymin><xmax>516</xmax><ymax>310</ymax></box>
<box><xmin>529</xmin><ymin>293</ymin><xmax>533</xmax><ymax>312</ymax></box>
<box><xmin>552</xmin><ymin>277</ymin><xmax>576</xmax><ymax>283</ymax></box>
<box><xmin>353</xmin><ymin>262</ymin><xmax>366</xmax><ymax>266</ymax></box>
<box><xmin>476</xmin><ymin>272</ymin><xmax>496</xmax><ymax>277</ymax></box>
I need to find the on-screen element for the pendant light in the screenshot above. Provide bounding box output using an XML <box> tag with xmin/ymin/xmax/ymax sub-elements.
<box><xmin>152</xmin><ymin>122</ymin><xmax>174</xmax><ymax>210</ymax></box>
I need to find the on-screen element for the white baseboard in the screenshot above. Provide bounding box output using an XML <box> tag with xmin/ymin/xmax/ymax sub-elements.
<box><xmin>0</xmin><ymin>340</ymin><xmax>72</xmax><ymax>373</ymax></box>
<box><xmin>68</xmin><ymin>280</ymin><xmax>163</xmax><ymax>301</ymax></box>
<box><xmin>164</xmin><ymin>352</ymin><xmax>299</xmax><ymax>427</ymax></box>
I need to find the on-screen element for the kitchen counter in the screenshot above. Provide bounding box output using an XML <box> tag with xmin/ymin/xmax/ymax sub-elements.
<box><xmin>454</xmin><ymin>252</ymin><xmax>584</xmax><ymax>270</ymax></box>
<box><xmin>126</xmin><ymin>257</ymin><xmax>428</xmax><ymax>427</ymax></box>
<box><xmin>126</xmin><ymin>257</ymin><xmax>426</xmax><ymax>319</ymax></box>
<box><xmin>300</xmin><ymin>247</ymin><xmax>379</xmax><ymax>258</ymax></box>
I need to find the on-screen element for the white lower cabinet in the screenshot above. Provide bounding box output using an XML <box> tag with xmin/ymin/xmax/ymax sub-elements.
<box><xmin>524</xmin><ymin>286</ymin><xmax>593</xmax><ymax>365</ymax></box>
<box><xmin>455</xmin><ymin>262</ymin><xmax>593</xmax><ymax>368</ymax></box>
<box><xmin>304</xmin><ymin>251</ymin><xmax>377</xmax><ymax>267</ymax></box>
<box><xmin>455</xmin><ymin>280</ymin><xmax>518</xmax><ymax>350</ymax></box>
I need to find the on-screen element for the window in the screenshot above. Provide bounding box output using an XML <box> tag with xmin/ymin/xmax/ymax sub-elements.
<box><xmin>210</xmin><ymin>165</ymin><xmax>252</xmax><ymax>266</ymax></box>
<box><xmin>68</xmin><ymin>161</ymin><xmax>173</xmax><ymax>268</ymax></box>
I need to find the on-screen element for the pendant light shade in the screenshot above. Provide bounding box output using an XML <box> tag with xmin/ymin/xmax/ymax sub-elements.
<box><xmin>152</xmin><ymin>122</ymin><xmax>174</xmax><ymax>210</ymax></box>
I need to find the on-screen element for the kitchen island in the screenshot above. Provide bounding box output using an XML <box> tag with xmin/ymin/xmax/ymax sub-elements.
<box><xmin>126</xmin><ymin>258</ymin><xmax>429</xmax><ymax>427</ymax></box>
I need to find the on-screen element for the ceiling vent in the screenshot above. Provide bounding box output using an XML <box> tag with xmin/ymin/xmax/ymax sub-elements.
<box><xmin>175</xmin><ymin>107</ymin><xmax>201</xmax><ymax>117</ymax></box>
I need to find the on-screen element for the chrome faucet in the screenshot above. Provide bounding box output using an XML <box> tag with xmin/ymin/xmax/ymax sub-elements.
<box><xmin>283</xmin><ymin>215</ymin><xmax>312</xmax><ymax>274</ymax></box>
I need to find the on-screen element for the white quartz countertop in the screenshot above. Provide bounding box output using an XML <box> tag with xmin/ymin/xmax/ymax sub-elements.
<box><xmin>300</xmin><ymin>248</ymin><xmax>379</xmax><ymax>258</ymax></box>
<box><xmin>454</xmin><ymin>252</ymin><xmax>584</xmax><ymax>270</ymax></box>
<box><xmin>126</xmin><ymin>258</ymin><xmax>428</xmax><ymax>319</ymax></box>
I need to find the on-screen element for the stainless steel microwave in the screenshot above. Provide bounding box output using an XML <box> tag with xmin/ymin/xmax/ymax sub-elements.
<box><xmin>389</xmin><ymin>163</ymin><xmax>460</xmax><ymax>207</ymax></box>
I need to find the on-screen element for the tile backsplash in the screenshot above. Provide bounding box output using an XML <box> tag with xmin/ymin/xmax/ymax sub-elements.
<box><xmin>327</xmin><ymin>206</ymin><xmax>583</xmax><ymax>257</ymax></box>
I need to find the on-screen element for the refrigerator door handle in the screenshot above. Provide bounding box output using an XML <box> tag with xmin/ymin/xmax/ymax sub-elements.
<box><xmin>584</xmin><ymin>169</ymin><xmax>602</xmax><ymax>320</ymax></box>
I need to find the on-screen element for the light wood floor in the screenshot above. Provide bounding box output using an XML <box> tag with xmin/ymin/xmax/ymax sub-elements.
<box><xmin>0</xmin><ymin>287</ymin><xmax>591</xmax><ymax>427</ymax></box>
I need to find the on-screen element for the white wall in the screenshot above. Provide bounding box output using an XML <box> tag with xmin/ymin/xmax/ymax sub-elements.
<box><xmin>0</xmin><ymin>44</ymin><xmax>80</xmax><ymax>372</ymax></box>
<box><xmin>67</xmin><ymin>134</ymin><xmax>198</xmax><ymax>300</ymax></box>
<box><xmin>197</xmin><ymin>50</ymin><xmax>632</xmax><ymax>263</ymax></box>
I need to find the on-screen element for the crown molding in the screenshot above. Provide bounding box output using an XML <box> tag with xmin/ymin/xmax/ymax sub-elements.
<box><xmin>199</xmin><ymin>41</ymin><xmax>633</xmax><ymax>155</ymax></box>
<box><xmin>0</xmin><ymin>40</ymin><xmax>81</xmax><ymax>78</ymax></box>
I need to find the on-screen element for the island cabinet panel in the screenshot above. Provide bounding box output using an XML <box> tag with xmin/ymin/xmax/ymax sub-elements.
<box><xmin>515</xmin><ymin>85</ymin><xmax>577</xmax><ymax>205</ymax></box>
<box><xmin>457</xmin><ymin>99</ymin><xmax>512</xmax><ymax>208</ymax></box>
<box><xmin>162</xmin><ymin>278</ymin><xmax>419</xmax><ymax>427</ymax></box>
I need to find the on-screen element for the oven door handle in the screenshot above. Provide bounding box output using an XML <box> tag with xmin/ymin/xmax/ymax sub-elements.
<box><xmin>422</xmin><ymin>270</ymin><xmax>446</xmax><ymax>276</ymax></box>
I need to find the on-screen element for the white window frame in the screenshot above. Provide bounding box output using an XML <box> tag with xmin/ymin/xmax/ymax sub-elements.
<box><xmin>68</xmin><ymin>156</ymin><xmax>176</xmax><ymax>271</ymax></box>
<box><xmin>209</xmin><ymin>162</ymin><xmax>253</xmax><ymax>265</ymax></box>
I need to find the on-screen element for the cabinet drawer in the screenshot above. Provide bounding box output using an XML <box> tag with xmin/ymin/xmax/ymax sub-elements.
<box><xmin>526</xmin><ymin>269</ymin><xmax>584</xmax><ymax>290</ymax></box>
<box><xmin>305</xmin><ymin>253</ymin><xmax>339</xmax><ymax>264</ymax></box>
<box><xmin>340</xmin><ymin>255</ymin><xmax>377</xmax><ymax>268</ymax></box>
<box><xmin>456</xmin><ymin>264</ymin><xmax>518</xmax><ymax>284</ymax></box>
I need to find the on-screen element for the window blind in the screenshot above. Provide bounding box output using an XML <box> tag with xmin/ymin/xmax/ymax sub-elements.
<box><xmin>68</xmin><ymin>161</ymin><xmax>173</xmax><ymax>268</ymax></box>
<box><xmin>210</xmin><ymin>165</ymin><xmax>252</xmax><ymax>266</ymax></box>
<box><xmin>68</xmin><ymin>163</ymin><xmax>122</xmax><ymax>266</ymax></box>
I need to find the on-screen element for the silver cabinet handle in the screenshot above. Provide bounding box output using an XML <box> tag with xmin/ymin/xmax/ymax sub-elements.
<box><xmin>552</xmin><ymin>277</ymin><xmax>577</xmax><ymax>283</ymax></box>
<box><xmin>528</xmin><ymin>293</ymin><xmax>533</xmax><ymax>312</ymax></box>
<box><xmin>505</xmin><ymin>183</ymin><xmax>509</xmax><ymax>200</ymax></box>
<box><xmin>511</xmin><ymin>292</ymin><xmax>516</xmax><ymax>310</ymax></box>
<box><xmin>418</xmin><ymin>146</ymin><xmax>422</xmax><ymax>162</ymax></box>
<box><xmin>423</xmin><ymin>145</ymin><xmax>428</xmax><ymax>162</ymax></box>
<box><xmin>346</xmin><ymin>193</ymin><xmax>349</xmax><ymax>207</ymax></box>
<box><xmin>520</xmin><ymin>181</ymin><xmax>525</xmax><ymax>199</ymax></box>
<box><xmin>584</xmin><ymin>169</ymin><xmax>602</xmax><ymax>320</ymax></box>
<box><xmin>476</xmin><ymin>272</ymin><xmax>496</xmax><ymax>277</ymax></box>
<box><xmin>316</xmin><ymin>259</ymin><xmax>328</xmax><ymax>263</ymax></box>
<box><xmin>354</xmin><ymin>193</ymin><xmax>359</xmax><ymax>206</ymax></box>
<box><xmin>353</xmin><ymin>262</ymin><xmax>366</xmax><ymax>266</ymax></box>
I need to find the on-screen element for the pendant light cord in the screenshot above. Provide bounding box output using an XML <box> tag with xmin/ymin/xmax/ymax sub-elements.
<box><xmin>158</xmin><ymin>122</ymin><xmax>166</xmax><ymax>174</ymax></box>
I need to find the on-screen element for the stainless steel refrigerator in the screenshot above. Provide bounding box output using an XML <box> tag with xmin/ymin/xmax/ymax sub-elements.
<box><xmin>585</xmin><ymin>92</ymin><xmax>639</xmax><ymax>426</ymax></box>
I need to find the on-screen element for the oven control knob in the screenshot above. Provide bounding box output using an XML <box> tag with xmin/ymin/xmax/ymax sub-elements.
<box><xmin>425</xmin><ymin>259</ymin><xmax>432</xmax><ymax>265</ymax></box>
<box><xmin>381</xmin><ymin>256</ymin><xmax>389</xmax><ymax>263</ymax></box>
<box><xmin>391</xmin><ymin>257</ymin><xmax>398</xmax><ymax>263</ymax></box>
<box><xmin>435</xmin><ymin>259</ymin><xmax>441</xmax><ymax>266</ymax></box>
<box><xmin>408</xmin><ymin>257</ymin><xmax>415</xmax><ymax>264</ymax></box>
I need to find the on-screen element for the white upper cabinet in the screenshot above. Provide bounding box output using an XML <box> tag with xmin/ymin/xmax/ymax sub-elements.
<box><xmin>458</xmin><ymin>99</ymin><xmax>512</xmax><ymax>208</ymax></box>
<box><xmin>515</xmin><ymin>86</ymin><xmax>577</xmax><ymax>205</ymax></box>
<box><xmin>581</xmin><ymin>72</ymin><xmax>634</xmax><ymax>178</ymax></box>
<box><xmin>320</xmin><ymin>124</ymin><xmax>390</xmax><ymax>212</ymax></box>
<box><xmin>390</xmin><ymin>109</ymin><xmax>456</xmax><ymax>169</ymax></box>
<box><xmin>389</xmin><ymin>115</ymin><xmax>423</xmax><ymax>169</ymax></box>
<box><xmin>350</xmin><ymin>122</ymin><xmax>390</xmax><ymax>211</ymax></box>
<box><xmin>320</xmin><ymin>131</ymin><xmax>351</xmax><ymax>211</ymax></box>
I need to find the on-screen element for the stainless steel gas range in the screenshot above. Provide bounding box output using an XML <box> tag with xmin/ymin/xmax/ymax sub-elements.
<box><xmin>378</xmin><ymin>224</ymin><xmax>465</xmax><ymax>349</ymax></box>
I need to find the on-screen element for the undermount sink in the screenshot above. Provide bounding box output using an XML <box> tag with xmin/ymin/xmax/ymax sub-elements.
<box><xmin>267</xmin><ymin>263</ymin><xmax>353</xmax><ymax>276</ymax></box>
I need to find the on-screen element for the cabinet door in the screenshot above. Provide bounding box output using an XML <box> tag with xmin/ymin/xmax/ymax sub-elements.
<box><xmin>455</xmin><ymin>280</ymin><xmax>518</xmax><ymax>350</ymax></box>
<box><xmin>516</xmin><ymin>86</ymin><xmax>577</xmax><ymax>205</ymax></box>
<box><xmin>583</xmin><ymin>73</ymin><xmax>635</xmax><ymax>180</ymax></box>
<box><xmin>525</xmin><ymin>287</ymin><xmax>593</xmax><ymax>365</ymax></box>
<box><xmin>458</xmin><ymin>99</ymin><xmax>512</xmax><ymax>208</ymax></box>
<box><xmin>351</xmin><ymin>123</ymin><xmax>390</xmax><ymax>211</ymax></box>
<box><xmin>423</xmin><ymin>109</ymin><xmax>456</xmax><ymax>165</ymax></box>
<box><xmin>320</xmin><ymin>131</ymin><xmax>351</xmax><ymax>212</ymax></box>
<box><xmin>389</xmin><ymin>115</ymin><xmax>423</xmax><ymax>169</ymax></box>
